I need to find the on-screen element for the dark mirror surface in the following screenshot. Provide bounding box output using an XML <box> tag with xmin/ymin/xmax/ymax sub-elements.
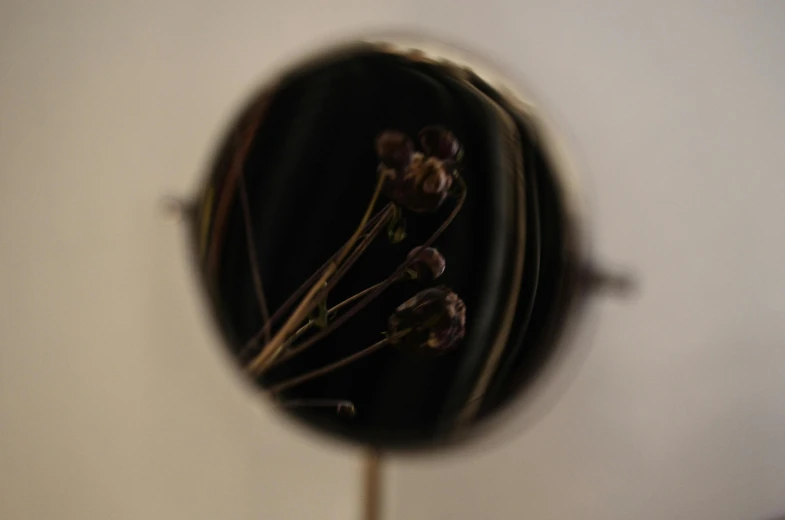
<box><xmin>191</xmin><ymin>44</ymin><xmax>579</xmax><ymax>449</ymax></box>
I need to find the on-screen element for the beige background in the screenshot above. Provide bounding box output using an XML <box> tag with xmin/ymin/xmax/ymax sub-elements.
<box><xmin>2</xmin><ymin>2</ymin><xmax>785</xmax><ymax>519</ymax></box>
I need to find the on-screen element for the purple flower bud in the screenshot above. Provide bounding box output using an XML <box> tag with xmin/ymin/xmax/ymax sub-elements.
<box><xmin>388</xmin><ymin>286</ymin><xmax>466</xmax><ymax>355</ymax></box>
<box><xmin>406</xmin><ymin>247</ymin><xmax>446</xmax><ymax>281</ymax></box>
<box><xmin>418</xmin><ymin>125</ymin><xmax>460</xmax><ymax>160</ymax></box>
<box><xmin>376</xmin><ymin>130</ymin><xmax>414</xmax><ymax>171</ymax></box>
<box><xmin>381</xmin><ymin>154</ymin><xmax>454</xmax><ymax>213</ymax></box>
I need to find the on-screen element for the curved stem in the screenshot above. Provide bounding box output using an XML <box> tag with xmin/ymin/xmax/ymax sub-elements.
<box><xmin>269</xmin><ymin>329</ymin><xmax>409</xmax><ymax>394</ymax></box>
<box><xmin>276</xmin><ymin>179</ymin><xmax>467</xmax><ymax>365</ymax></box>
<box><xmin>248</xmin><ymin>174</ymin><xmax>388</xmax><ymax>375</ymax></box>
<box><xmin>206</xmin><ymin>93</ymin><xmax>272</xmax><ymax>275</ymax></box>
<box><xmin>237</xmin><ymin>171</ymin><xmax>271</xmax><ymax>343</ymax></box>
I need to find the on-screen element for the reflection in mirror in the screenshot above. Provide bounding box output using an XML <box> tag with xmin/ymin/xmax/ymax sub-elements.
<box><xmin>189</xmin><ymin>43</ymin><xmax>584</xmax><ymax>450</ymax></box>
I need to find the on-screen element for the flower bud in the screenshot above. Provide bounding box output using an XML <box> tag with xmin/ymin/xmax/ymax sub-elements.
<box><xmin>406</xmin><ymin>247</ymin><xmax>446</xmax><ymax>281</ymax></box>
<box><xmin>388</xmin><ymin>286</ymin><xmax>466</xmax><ymax>355</ymax></box>
<box><xmin>382</xmin><ymin>154</ymin><xmax>454</xmax><ymax>212</ymax></box>
<box><xmin>418</xmin><ymin>125</ymin><xmax>460</xmax><ymax>160</ymax></box>
<box><xmin>376</xmin><ymin>130</ymin><xmax>414</xmax><ymax>171</ymax></box>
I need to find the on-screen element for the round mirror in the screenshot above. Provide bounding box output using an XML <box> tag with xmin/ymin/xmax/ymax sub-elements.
<box><xmin>187</xmin><ymin>39</ymin><xmax>586</xmax><ymax>450</ymax></box>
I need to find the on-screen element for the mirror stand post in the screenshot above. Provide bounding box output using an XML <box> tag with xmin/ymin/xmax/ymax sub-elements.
<box><xmin>363</xmin><ymin>450</ymin><xmax>383</xmax><ymax>520</ymax></box>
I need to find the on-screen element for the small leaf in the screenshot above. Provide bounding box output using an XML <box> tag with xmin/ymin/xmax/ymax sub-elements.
<box><xmin>387</xmin><ymin>205</ymin><xmax>407</xmax><ymax>243</ymax></box>
<box><xmin>391</xmin><ymin>221</ymin><xmax>407</xmax><ymax>243</ymax></box>
<box><xmin>336</xmin><ymin>402</ymin><xmax>356</xmax><ymax>418</ymax></box>
<box><xmin>314</xmin><ymin>297</ymin><xmax>328</xmax><ymax>328</ymax></box>
<box><xmin>310</xmin><ymin>285</ymin><xmax>329</xmax><ymax>329</ymax></box>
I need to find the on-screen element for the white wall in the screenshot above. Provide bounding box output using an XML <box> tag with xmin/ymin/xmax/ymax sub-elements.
<box><xmin>1</xmin><ymin>2</ymin><xmax>784</xmax><ymax>519</ymax></box>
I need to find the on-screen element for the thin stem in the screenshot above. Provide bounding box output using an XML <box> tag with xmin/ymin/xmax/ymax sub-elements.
<box><xmin>321</xmin><ymin>204</ymin><xmax>394</xmax><ymax>299</ymax></box>
<box><xmin>269</xmin><ymin>331</ymin><xmax>406</xmax><ymax>394</ymax></box>
<box><xmin>288</xmin><ymin>282</ymin><xmax>385</xmax><ymax>348</ymax></box>
<box><xmin>248</xmin><ymin>264</ymin><xmax>336</xmax><ymax>374</ymax></box>
<box><xmin>250</xmin><ymin>202</ymin><xmax>392</xmax><ymax>369</ymax></box>
<box><xmin>324</xmin><ymin>173</ymin><xmax>390</xmax><ymax>276</ymax></box>
<box><xmin>259</xmin><ymin>208</ymin><xmax>394</xmax><ymax>368</ymax></box>
<box><xmin>328</xmin><ymin>280</ymin><xmax>389</xmax><ymax>317</ymax></box>
<box><xmin>248</xmin><ymin>174</ymin><xmax>388</xmax><ymax>375</ymax></box>
<box><xmin>277</xmin><ymin>178</ymin><xmax>467</xmax><ymax>364</ymax></box>
<box><xmin>237</xmin><ymin>171</ymin><xmax>271</xmax><ymax>343</ymax></box>
<box><xmin>240</xmin><ymin>203</ymin><xmax>393</xmax><ymax>358</ymax></box>
<box><xmin>206</xmin><ymin>93</ymin><xmax>272</xmax><ymax>276</ymax></box>
<box><xmin>270</xmin><ymin>279</ymin><xmax>389</xmax><ymax>368</ymax></box>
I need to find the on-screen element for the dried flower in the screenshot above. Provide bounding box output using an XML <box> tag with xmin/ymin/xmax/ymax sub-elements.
<box><xmin>406</xmin><ymin>247</ymin><xmax>446</xmax><ymax>281</ymax></box>
<box><xmin>388</xmin><ymin>286</ymin><xmax>466</xmax><ymax>354</ymax></box>
<box><xmin>380</xmin><ymin>152</ymin><xmax>455</xmax><ymax>213</ymax></box>
<box><xmin>418</xmin><ymin>125</ymin><xmax>460</xmax><ymax>161</ymax></box>
<box><xmin>376</xmin><ymin>130</ymin><xmax>414</xmax><ymax>171</ymax></box>
<box><xmin>376</xmin><ymin>127</ymin><xmax>461</xmax><ymax>213</ymax></box>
